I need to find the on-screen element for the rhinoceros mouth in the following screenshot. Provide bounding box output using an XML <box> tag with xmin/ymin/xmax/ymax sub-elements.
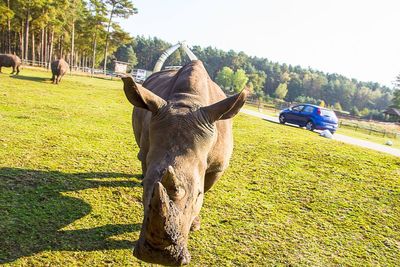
<box><xmin>133</xmin><ymin>238</ymin><xmax>190</xmax><ymax>266</ymax></box>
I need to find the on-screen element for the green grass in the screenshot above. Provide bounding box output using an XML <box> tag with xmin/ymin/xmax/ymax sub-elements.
<box><xmin>337</xmin><ymin>127</ymin><xmax>400</xmax><ymax>149</ymax></box>
<box><xmin>1</xmin><ymin>69</ymin><xmax>400</xmax><ymax>266</ymax></box>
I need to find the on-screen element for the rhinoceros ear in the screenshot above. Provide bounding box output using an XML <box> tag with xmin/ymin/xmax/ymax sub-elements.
<box><xmin>121</xmin><ymin>76</ymin><xmax>166</xmax><ymax>113</ymax></box>
<box><xmin>201</xmin><ymin>89</ymin><xmax>248</xmax><ymax>123</ymax></box>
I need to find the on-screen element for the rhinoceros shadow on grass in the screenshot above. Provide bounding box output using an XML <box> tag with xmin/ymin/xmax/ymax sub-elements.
<box><xmin>11</xmin><ymin>75</ymin><xmax>49</xmax><ymax>83</ymax></box>
<box><xmin>0</xmin><ymin>167</ymin><xmax>142</xmax><ymax>264</ymax></box>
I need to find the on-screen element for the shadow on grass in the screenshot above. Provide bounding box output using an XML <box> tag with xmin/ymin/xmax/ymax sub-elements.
<box><xmin>0</xmin><ymin>168</ymin><xmax>142</xmax><ymax>263</ymax></box>
<box><xmin>0</xmin><ymin>71</ymin><xmax>17</xmax><ymax>76</ymax></box>
<box><xmin>262</xmin><ymin>118</ymin><xmax>302</xmax><ymax>129</ymax></box>
<box><xmin>11</xmin><ymin>75</ymin><xmax>50</xmax><ymax>83</ymax></box>
<box><xmin>262</xmin><ymin>118</ymin><xmax>327</xmax><ymax>137</ymax></box>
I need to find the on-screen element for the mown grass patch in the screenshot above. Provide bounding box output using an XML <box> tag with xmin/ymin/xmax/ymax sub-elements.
<box><xmin>1</xmin><ymin>69</ymin><xmax>399</xmax><ymax>266</ymax></box>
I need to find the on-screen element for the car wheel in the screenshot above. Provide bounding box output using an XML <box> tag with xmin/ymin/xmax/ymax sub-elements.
<box><xmin>279</xmin><ymin>114</ymin><xmax>286</xmax><ymax>124</ymax></box>
<box><xmin>305</xmin><ymin>121</ymin><xmax>315</xmax><ymax>131</ymax></box>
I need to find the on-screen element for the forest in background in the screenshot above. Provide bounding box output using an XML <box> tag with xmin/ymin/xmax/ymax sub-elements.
<box><xmin>0</xmin><ymin>0</ymin><xmax>398</xmax><ymax>120</ymax></box>
<box><xmin>0</xmin><ymin>0</ymin><xmax>136</xmax><ymax>73</ymax></box>
<box><xmin>129</xmin><ymin>36</ymin><xmax>395</xmax><ymax>120</ymax></box>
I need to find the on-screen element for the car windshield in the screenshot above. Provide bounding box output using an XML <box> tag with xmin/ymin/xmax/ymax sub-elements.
<box><xmin>320</xmin><ymin>109</ymin><xmax>336</xmax><ymax>117</ymax></box>
<box><xmin>291</xmin><ymin>105</ymin><xmax>304</xmax><ymax>112</ymax></box>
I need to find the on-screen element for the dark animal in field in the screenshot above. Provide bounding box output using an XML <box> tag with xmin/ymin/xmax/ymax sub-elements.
<box><xmin>51</xmin><ymin>58</ymin><xmax>69</xmax><ymax>84</ymax></box>
<box><xmin>121</xmin><ymin>60</ymin><xmax>248</xmax><ymax>266</ymax></box>
<box><xmin>0</xmin><ymin>54</ymin><xmax>22</xmax><ymax>75</ymax></box>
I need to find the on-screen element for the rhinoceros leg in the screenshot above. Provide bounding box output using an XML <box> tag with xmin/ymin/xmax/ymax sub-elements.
<box><xmin>11</xmin><ymin>66</ymin><xmax>15</xmax><ymax>74</ymax></box>
<box><xmin>190</xmin><ymin>216</ymin><xmax>201</xmax><ymax>232</ymax></box>
<box><xmin>141</xmin><ymin>160</ymin><xmax>147</xmax><ymax>179</ymax></box>
<box><xmin>204</xmin><ymin>170</ymin><xmax>224</xmax><ymax>193</ymax></box>
<box><xmin>16</xmin><ymin>66</ymin><xmax>20</xmax><ymax>75</ymax></box>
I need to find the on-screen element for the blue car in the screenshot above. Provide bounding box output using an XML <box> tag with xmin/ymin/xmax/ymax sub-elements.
<box><xmin>279</xmin><ymin>104</ymin><xmax>339</xmax><ymax>133</ymax></box>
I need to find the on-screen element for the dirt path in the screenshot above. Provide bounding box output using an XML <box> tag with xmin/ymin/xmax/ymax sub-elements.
<box><xmin>240</xmin><ymin>108</ymin><xmax>400</xmax><ymax>157</ymax></box>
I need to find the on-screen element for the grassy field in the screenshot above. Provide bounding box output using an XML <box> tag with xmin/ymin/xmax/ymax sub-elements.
<box><xmin>1</xmin><ymin>69</ymin><xmax>400</xmax><ymax>266</ymax></box>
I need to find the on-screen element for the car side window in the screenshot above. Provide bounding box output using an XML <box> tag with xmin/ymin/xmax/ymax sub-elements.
<box><xmin>292</xmin><ymin>105</ymin><xmax>304</xmax><ymax>112</ymax></box>
<box><xmin>303</xmin><ymin>106</ymin><xmax>314</xmax><ymax>113</ymax></box>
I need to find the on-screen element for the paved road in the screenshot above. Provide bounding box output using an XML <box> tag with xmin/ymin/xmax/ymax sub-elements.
<box><xmin>240</xmin><ymin>108</ymin><xmax>400</xmax><ymax>157</ymax></box>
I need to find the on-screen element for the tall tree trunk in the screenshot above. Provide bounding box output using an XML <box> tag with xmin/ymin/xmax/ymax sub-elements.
<box><xmin>70</xmin><ymin>20</ymin><xmax>75</xmax><ymax>71</ymax></box>
<box><xmin>39</xmin><ymin>28</ymin><xmax>44</xmax><ymax>65</ymax></box>
<box><xmin>19</xmin><ymin>23</ymin><xmax>24</xmax><ymax>60</ymax></box>
<box><xmin>92</xmin><ymin>31</ymin><xmax>97</xmax><ymax>76</ymax></box>
<box><xmin>43</xmin><ymin>28</ymin><xmax>47</xmax><ymax>66</ymax></box>
<box><xmin>60</xmin><ymin>34</ymin><xmax>64</xmax><ymax>59</ymax></box>
<box><xmin>103</xmin><ymin>6</ymin><xmax>115</xmax><ymax>74</ymax></box>
<box><xmin>24</xmin><ymin>9</ymin><xmax>30</xmax><ymax>62</ymax></box>
<box><xmin>0</xmin><ymin>30</ymin><xmax>3</xmax><ymax>52</ymax></box>
<box><xmin>7</xmin><ymin>0</ymin><xmax>11</xmax><ymax>53</ymax></box>
<box><xmin>32</xmin><ymin>31</ymin><xmax>35</xmax><ymax>65</ymax></box>
<box><xmin>36</xmin><ymin>39</ymin><xmax>41</xmax><ymax>65</ymax></box>
<box><xmin>58</xmin><ymin>35</ymin><xmax>61</xmax><ymax>57</ymax></box>
<box><xmin>76</xmin><ymin>51</ymin><xmax>79</xmax><ymax>69</ymax></box>
<box><xmin>44</xmin><ymin>28</ymin><xmax>48</xmax><ymax>67</ymax></box>
<box><xmin>48</xmin><ymin>29</ymin><xmax>54</xmax><ymax>69</ymax></box>
<box><xmin>14</xmin><ymin>31</ymin><xmax>18</xmax><ymax>55</ymax></box>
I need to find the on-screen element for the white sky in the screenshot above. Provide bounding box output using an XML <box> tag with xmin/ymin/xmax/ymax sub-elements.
<box><xmin>120</xmin><ymin>0</ymin><xmax>400</xmax><ymax>87</ymax></box>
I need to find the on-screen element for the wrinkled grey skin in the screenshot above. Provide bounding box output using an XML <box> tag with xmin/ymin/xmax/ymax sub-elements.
<box><xmin>0</xmin><ymin>54</ymin><xmax>21</xmax><ymax>75</ymax></box>
<box><xmin>51</xmin><ymin>58</ymin><xmax>69</xmax><ymax>84</ymax></box>
<box><xmin>121</xmin><ymin>60</ymin><xmax>248</xmax><ymax>266</ymax></box>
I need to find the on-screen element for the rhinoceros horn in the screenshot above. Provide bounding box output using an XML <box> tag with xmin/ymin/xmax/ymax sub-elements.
<box><xmin>150</xmin><ymin>182</ymin><xmax>170</xmax><ymax>219</ymax></box>
<box><xmin>161</xmin><ymin>166</ymin><xmax>185</xmax><ymax>200</ymax></box>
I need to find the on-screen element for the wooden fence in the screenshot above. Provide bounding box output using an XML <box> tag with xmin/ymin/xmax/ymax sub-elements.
<box><xmin>339</xmin><ymin>121</ymin><xmax>399</xmax><ymax>139</ymax></box>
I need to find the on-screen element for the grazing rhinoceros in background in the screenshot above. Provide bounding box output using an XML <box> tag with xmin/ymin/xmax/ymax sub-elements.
<box><xmin>51</xmin><ymin>58</ymin><xmax>69</xmax><ymax>84</ymax></box>
<box><xmin>0</xmin><ymin>54</ymin><xmax>22</xmax><ymax>75</ymax></box>
<box><xmin>121</xmin><ymin>60</ymin><xmax>248</xmax><ymax>266</ymax></box>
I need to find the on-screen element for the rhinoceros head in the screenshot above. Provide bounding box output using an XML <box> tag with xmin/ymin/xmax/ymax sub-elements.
<box><xmin>122</xmin><ymin>76</ymin><xmax>247</xmax><ymax>265</ymax></box>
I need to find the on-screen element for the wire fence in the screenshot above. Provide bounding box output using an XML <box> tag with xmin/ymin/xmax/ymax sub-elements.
<box><xmin>339</xmin><ymin>121</ymin><xmax>399</xmax><ymax>139</ymax></box>
<box><xmin>22</xmin><ymin>59</ymin><xmax>116</xmax><ymax>78</ymax></box>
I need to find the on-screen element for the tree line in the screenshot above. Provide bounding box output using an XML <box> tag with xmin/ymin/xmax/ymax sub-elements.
<box><xmin>391</xmin><ymin>74</ymin><xmax>400</xmax><ymax>109</ymax></box>
<box><xmin>119</xmin><ymin>36</ymin><xmax>393</xmax><ymax>118</ymax></box>
<box><xmin>0</xmin><ymin>0</ymin><xmax>137</xmax><ymax>72</ymax></box>
<box><xmin>0</xmin><ymin>1</ymin><xmax>395</xmax><ymax>118</ymax></box>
